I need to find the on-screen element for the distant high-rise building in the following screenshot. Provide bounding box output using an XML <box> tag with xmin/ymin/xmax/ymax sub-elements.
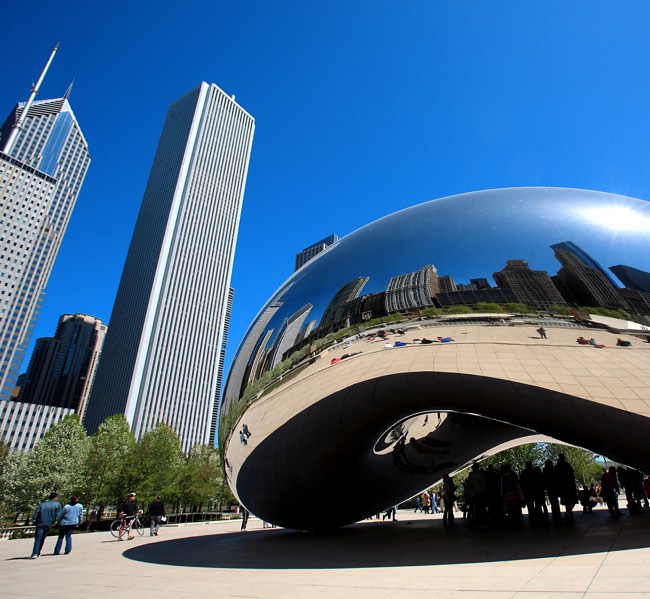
<box><xmin>493</xmin><ymin>260</ymin><xmax>566</xmax><ymax>310</ymax></box>
<box><xmin>0</xmin><ymin>400</ymin><xmax>74</xmax><ymax>451</ymax></box>
<box><xmin>85</xmin><ymin>83</ymin><xmax>254</xmax><ymax>452</ymax></box>
<box><xmin>210</xmin><ymin>287</ymin><xmax>234</xmax><ymax>443</ymax></box>
<box><xmin>319</xmin><ymin>277</ymin><xmax>369</xmax><ymax>330</ymax></box>
<box><xmin>0</xmin><ymin>47</ymin><xmax>91</xmax><ymax>400</ymax></box>
<box><xmin>436</xmin><ymin>288</ymin><xmax>517</xmax><ymax>307</ymax></box>
<box><xmin>551</xmin><ymin>242</ymin><xmax>626</xmax><ymax>310</ymax></box>
<box><xmin>385</xmin><ymin>265</ymin><xmax>440</xmax><ymax>313</ymax></box>
<box><xmin>295</xmin><ymin>234</ymin><xmax>339</xmax><ymax>270</ymax></box>
<box><xmin>302</xmin><ymin>320</ymin><xmax>317</xmax><ymax>339</ymax></box>
<box><xmin>360</xmin><ymin>292</ymin><xmax>387</xmax><ymax>321</ymax></box>
<box><xmin>470</xmin><ymin>278</ymin><xmax>491</xmax><ymax>290</ymax></box>
<box><xmin>617</xmin><ymin>288</ymin><xmax>650</xmax><ymax>316</ymax></box>
<box><xmin>457</xmin><ymin>283</ymin><xmax>478</xmax><ymax>291</ymax></box>
<box><xmin>17</xmin><ymin>313</ymin><xmax>106</xmax><ymax>414</ymax></box>
<box><xmin>223</xmin><ymin>299</ymin><xmax>283</xmax><ymax>406</ymax></box>
<box><xmin>610</xmin><ymin>265</ymin><xmax>650</xmax><ymax>293</ymax></box>
<box><xmin>438</xmin><ymin>275</ymin><xmax>457</xmax><ymax>293</ymax></box>
<box><xmin>270</xmin><ymin>304</ymin><xmax>313</xmax><ymax>368</ymax></box>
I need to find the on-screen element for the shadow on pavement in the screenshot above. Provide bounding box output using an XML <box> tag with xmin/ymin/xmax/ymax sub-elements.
<box><xmin>123</xmin><ymin>510</ymin><xmax>650</xmax><ymax>570</ymax></box>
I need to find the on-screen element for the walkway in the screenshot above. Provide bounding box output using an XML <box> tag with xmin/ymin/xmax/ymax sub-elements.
<box><xmin>2</xmin><ymin>507</ymin><xmax>650</xmax><ymax>598</ymax></box>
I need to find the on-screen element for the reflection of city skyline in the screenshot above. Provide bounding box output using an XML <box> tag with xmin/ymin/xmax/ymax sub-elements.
<box><xmin>224</xmin><ymin>235</ymin><xmax>650</xmax><ymax>405</ymax></box>
<box><xmin>222</xmin><ymin>190</ymin><xmax>650</xmax><ymax>409</ymax></box>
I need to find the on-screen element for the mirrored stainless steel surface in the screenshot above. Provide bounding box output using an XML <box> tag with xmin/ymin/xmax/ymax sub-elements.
<box><xmin>220</xmin><ymin>188</ymin><xmax>650</xmax><ymax>530</ymax></box>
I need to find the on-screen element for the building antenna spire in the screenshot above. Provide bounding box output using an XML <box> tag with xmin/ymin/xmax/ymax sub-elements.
<box><xmin>3</xmin><ymin>42</ymin><xmax>60</xmax><ymax>155</ymax></box>
<box><xmin>63</xmin><ymin>78</ymin><xmax>75</xmax><ymax>101</ymax></box>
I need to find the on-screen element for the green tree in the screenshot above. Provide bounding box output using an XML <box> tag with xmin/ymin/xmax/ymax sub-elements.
<box><xmin>542</xmin><ymin>444</ymin><xmax>601</xmax><ymax>484</ymax></box>
<box><xmin>1</xmin><ymin>416</ymin><xmax>90</xmax><ymax>517</ymax></box>
<box><xmin>479</xmin><ymin>443</ymin><xmax>544</xmax><ymax>474</ymax></box>
<box><xmin>0</xmin><ymin>440</ymin><xmax>9</xmax><ymax>478</ymax></box>
<box><xmin>475</xmin><ymin>302</ymin><xmax>504</xmax><ymax>313</ymax></box>
<box><xmin>549</xmin><ymin>304</ymin><xmax>570</xmax><ymax>315</ymax></box>
<box><xmin>180</xmin><ymin>444</ymin><xmax>232</xmax><ymax>510</ymax></box>
<box><xmin>134</xmin><ymin>424</ymin><xmax>184</xmax><ymax>505</ymax></box>
<box><xmin>85</xmin><ymin>414</ymin><xmax>137</xmax><ymax>512</ymax></box>
<box><xmin>1</xmin><ymin>450</ymin><xmax>38</xmax><ymax>516</ymax></box>
<box><xmin>504</xmin><ymin>302</ymin><xmax>531</xmax><ymax>314</ymax></box>
<box><xmin>444</xmin><ymin>305</ymin><xmax>473</xmax><ymax>314</ymax></box>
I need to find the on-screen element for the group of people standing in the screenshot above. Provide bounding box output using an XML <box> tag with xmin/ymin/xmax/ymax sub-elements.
<box><xmin>414</xmin><ymin>489</ymin><xmax>440</xmax><ymax>514</ymax></box>
<box><xmin>435</xmin><ymin>455</ymin><xmax>648</xmax><ymax>530</ymax></box>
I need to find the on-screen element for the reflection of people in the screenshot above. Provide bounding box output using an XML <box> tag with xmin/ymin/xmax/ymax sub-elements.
<box><xmin>537</xmin><ymin>327</ymin><xmax>547</xmax><ymax>339</ymax></box>
<box><xmin>32</xmin><ymin>492</ymin><xmax>61</xmax><ymax>558</ymax></box>
<box><xmin>576</xmin><ymin>336</ymin><xmax>589</xmax><ymax>345</ymax></box>
<box><xmin>617</xmin><ymin>338</ymin><xmax>631</xmax><ymax>347</ymax></box>
<box><xmin>242</xmin><ymin>424</ymin><xmax>251</xmax><ymax>438</ymax></box>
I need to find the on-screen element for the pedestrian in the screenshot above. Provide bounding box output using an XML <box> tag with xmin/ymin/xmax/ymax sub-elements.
<box><xmin>421</xmin><ymin>490</ymin><xmax>431</xmax><ymax>514</ymax></box>
<box><xmin>543</xmin><ymin>459</ymin><xmax>561</xmax><ymax>522</ymax></box>
<box><xmin>53</xmin><ymin>496</ymin><xmax>84</xmax><ymax>555</ymax></box>
<box><xmin>119</xmin><ymin>493</ymin><xmax>139</xmax><ymax>540</ymax></box>
<box><xmin>242</xmin><ymin>423</ymin><xmax>252</xmax><ymax>438</ymax></box>
<box><xmin>239</xmin><ymin>430</ymin><xmax>248</xmax><ymax>445</ymax></box>
<box><xmin>241</xmin><ymin>507</ymin><xmax>250</xmax><ymax>531</ymax></box>
<box><xmin>601</xmin><ymin>466</ymin><xmax>621</xmax><ymax>516</ymax></box>
<box><xmin>442</xmin><ymin>474</ymin><xmax>456</xmax><ymax>527</ymax></box>
<box><xmin>555</xmin><ymin>454</ymin><xmax>578</xmax><ymax>522</ymax></box>
<box><xmin>431</xmin><ymin>489</ymin><xmax>439</xmax><ymax>513</ymax></box>
<box><xmin>148</xmin><ymin>496</ymin><xmax>166</xmax><ymax>536</ymax></box>
<box><xmin>382</xmin><ymin>506</ymin><xmax>397</xmax><ymax>521</ymax></box>
<box><xmin>537</xmin><ymin>327</ymin><xmax>547</xmax><ymax>339</ymax></box>
<box><xmin>31</xmin><ymin>492</ymin><xmax>61</xmax><ymax>559</ymax></box>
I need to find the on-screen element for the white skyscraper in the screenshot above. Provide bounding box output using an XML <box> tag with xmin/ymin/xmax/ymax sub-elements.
<box><xmin>0</xmin><ymin>46</ymin><xmax>91</xmax><ymax>400</ymax></box>
<box><xmin>85</xmin><ymin>83</ymin><xmax>254</xmax><ymax>451</ymax></box>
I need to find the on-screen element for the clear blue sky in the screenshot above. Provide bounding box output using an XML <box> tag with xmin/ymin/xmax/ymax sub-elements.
<box><xmin>3</xmin><ymin>1</ymin><xmax>650</xmax><ymax>376</ymax></box>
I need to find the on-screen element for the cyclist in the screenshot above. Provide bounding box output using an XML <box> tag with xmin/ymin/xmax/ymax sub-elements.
<box><xmin>118</xmin><ymin>493</ymin><xmax>139</xmax><ymax>540</ymax></box>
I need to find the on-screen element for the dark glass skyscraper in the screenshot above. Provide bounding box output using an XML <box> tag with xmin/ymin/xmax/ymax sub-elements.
<box><xmin>610</xmin><ymin>264</ymin><xmax>650</xmax><ymax>293</ymax></box>
<box><xmin>551</xmin><ymin>241</ymin><xmax>626</xmax><ymax>309</ymax></box>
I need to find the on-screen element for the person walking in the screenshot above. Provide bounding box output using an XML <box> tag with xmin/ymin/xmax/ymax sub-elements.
<box><xmin>148</xmin><ymin>496</ymin><xmax>165</xmax><ymax>536</ymax></box>
<box><xmin>241</xmin><ymin>507</ymin><xmax>250</xmax><ymax>531</ymax></box>
<box><xmin>53</xmin><ymin>496</ymin><xmax>84</xmax><ymax>555</ymax></box>
<box><xmin>537</xmin><ymin>327</ymin><xmax>547</xmax><ymax>339</ymax></box>
<box><xmin>31</xmin><ymin>492</ymin><xmax>61</xmax><ymax>559</ymax></box>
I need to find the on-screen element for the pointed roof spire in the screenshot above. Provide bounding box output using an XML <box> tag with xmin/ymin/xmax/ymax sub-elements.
<box><xmin>3</xmin><ymin>42</ymin><xmax>60</xmax><ymax>154</ymax></box>
<box><xmin>63</xmin><ymin>78</ymin><xmax>75</xmax><ymax>101</ymax></box>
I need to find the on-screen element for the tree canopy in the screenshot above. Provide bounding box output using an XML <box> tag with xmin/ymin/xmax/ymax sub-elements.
<box><xmin>0</xmin><ymin>416</ymin><xmax>236</xmax><ymax>518</ymax></box>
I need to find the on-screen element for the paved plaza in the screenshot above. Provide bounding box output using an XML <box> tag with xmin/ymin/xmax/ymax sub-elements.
<box><xmin>2</xmin><ymin>507</ymin><xmax>650</xmax><ymax>598</ymax></box>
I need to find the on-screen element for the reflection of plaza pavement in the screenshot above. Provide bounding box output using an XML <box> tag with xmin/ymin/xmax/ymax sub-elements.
<box><xmin>226</xmin><ymin>324</ymin><xmax>650</xmax><ymax>523</ymax></box>
<box><xmin>3</xmin><ymin>508</ymin><xmax>650</xmax><ymax>597</ymax></box>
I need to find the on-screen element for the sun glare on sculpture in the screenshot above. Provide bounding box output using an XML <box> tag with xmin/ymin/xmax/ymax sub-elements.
<box><xmin>586</xmin><ymin>205</ymin><xmax>650</xmax><ymax>233</ymax></box>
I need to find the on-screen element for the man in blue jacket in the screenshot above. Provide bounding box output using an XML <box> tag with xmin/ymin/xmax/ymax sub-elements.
<box><xmin>32</xmin><ymin>492</ymin><xmax>61</xmax><ymax>558</ymax></box>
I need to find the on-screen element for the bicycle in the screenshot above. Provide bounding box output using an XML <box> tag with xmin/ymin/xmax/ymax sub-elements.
<box><xmin>110</xmin><ymin>511</ymin><xmax>145</xmax><ymax>540</ymax></box>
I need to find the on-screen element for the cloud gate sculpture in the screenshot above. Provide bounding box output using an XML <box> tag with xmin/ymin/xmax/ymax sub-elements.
<box><xmin>220</xmin><ymin>188</ymin><xmax>650</xmax><ymax>531</ymax></box>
